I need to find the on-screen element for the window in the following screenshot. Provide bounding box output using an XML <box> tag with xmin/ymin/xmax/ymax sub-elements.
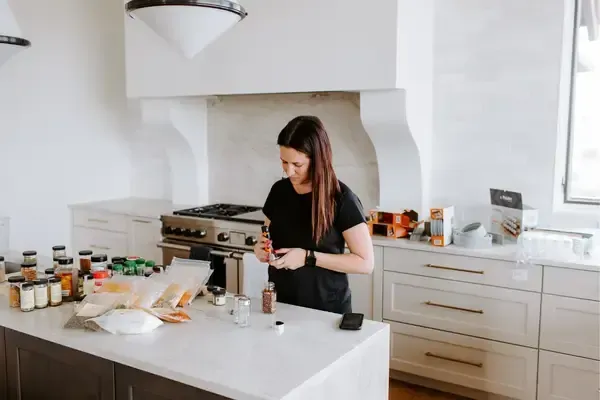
<box><xmin>564</xmin><ymin>1</ymin><xmax>600</xmax><ymax>205</ymax></box>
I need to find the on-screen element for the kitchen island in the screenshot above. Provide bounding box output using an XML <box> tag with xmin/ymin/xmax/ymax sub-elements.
<box><xmin>0</xmin><ymin>290</ymin><xmax>390</xmax><ymax>400</ymax></box>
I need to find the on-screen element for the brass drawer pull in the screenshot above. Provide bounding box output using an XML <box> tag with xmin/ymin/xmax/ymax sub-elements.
<box><xmin>425</xmin><ymin>263</ymin><xmax>484</xmax><ymax>275</ymax></box>
<box><xmin>425</xmin><ymin>352</ymin><xmax>483</xmax><ymax>368</ymax></box>
<box><xmin>423</xmin><ymin>301</ymin><xmax>484</xmax><ymax>314</ymax></box>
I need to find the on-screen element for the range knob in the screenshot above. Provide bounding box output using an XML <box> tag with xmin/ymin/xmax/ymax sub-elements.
<box><xmin>245</xmin><ymin>236</ymin><xmax>257</xmax><ymax>246</ymax></box>
<box><xmin>173</xmin><ymin>228</ymin><xmax>183</xmax><ymax>236</ymax></box>
<box><xmin>164</xmin><ymin>226</ymin><xmax>174</xmax><ymax>235</ymax></box>
<box><xmin>217</xmin><ymin>232</ymin><xmax>229</xmax><ymax>242</ymax></box>
<box><xmin>182</xmin><ymin>229</ymin><xmax>192</xmax><ymax>237</ymax></box>
<box><xmin>192</xmin><ymin>229</ymin><xmax>207</xmax><ymax>238</ymax></box>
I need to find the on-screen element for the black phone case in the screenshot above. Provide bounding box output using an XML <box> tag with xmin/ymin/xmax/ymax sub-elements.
<box><xmin>339</xmin><ymin>313</ymin><xmax>364</xmax><ymax>330</ymax></box>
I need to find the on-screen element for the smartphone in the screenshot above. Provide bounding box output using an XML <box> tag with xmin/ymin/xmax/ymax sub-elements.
<box><xmin>339</xmin><ymin>312</ymin><xmax>364</xmax><ymax>331</ymax></box>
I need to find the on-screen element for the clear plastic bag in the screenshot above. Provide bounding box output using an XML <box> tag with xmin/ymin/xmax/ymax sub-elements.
<box><xmin>84</xmin><ymin>309</ymin><xmax>163</xmax><ymax>335</ymax></box>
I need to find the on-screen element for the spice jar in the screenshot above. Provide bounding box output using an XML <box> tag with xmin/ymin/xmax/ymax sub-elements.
<box><xmin>21</xmin><ymin>261</ymin><xmax>37</xmax><ymax>281</ymax></box>
<box><xmin>145</xmin><ymin>260</ymin><xmax>156</xmax><ymax>275</ymax></box>
<box><xmin>82</xmin><ymin>273</ymin><xmax>95</xmax><ymax>295</ymax></box>
<box><xmin>33</xmin><ymin>278</ymin><xmax>49</xmax><ymax>309</ymax></box>
<box><xmin>213</xmin><ymin>288</ymin><xmax>227</xmax><ymax>306</ymax></box>
<box><xmin>123</xmin><ymin>260</ymin><xmax>136</xmax><ymax>276</ymax></box>
<box><xmin>20</xmin><ymin>282</ymin><xmax>35</xmax><ymax>312</ymax></box>
<box><xmin>79</xmin><ymin>250</ymin><xmax>93</xmax><ymax>273</ymax></box>
<box><xmin>8</xmin><ymin>275</ymin><xmax>25</xmax><ymax>308</ymax></box>
<box><xmin>23</xmin><ymin>250</ymin><xmax>37</xmax><ymax>264</ymax></box>
<box><xmin>0</xmin><ymin>255</ymin><xmax>6</xmax><ymax>283</ymax></box>
<box><xmin>52</xmin><ymin>245</ymin><xmax>66</xmax><ymax>267</ymax></box>
<box><xmin>55</xmin><ymin>256</ymin><xmax>75</xmax><ymax>302</ymax></box>
<box><xmin>91</xmin><ymin>254</ymin><xmax>108</xmax><ymax>272</ymax></box>
<box><xmin>93</xmin><ymin>270</ymin><xmax>108</xmax><ymax>291</ymax></box>
<box><xmin>237</xmin><ymin>296</ymin><xmax>251</xmax><ymax>327</ymax></box>
<box><xmin>134</xmin><ymin>258</ymin><xmax>146</xmax><ymax>276</ymax></box>
<box><xmin>112</xmin><ymin>263</ymin><xmax>124</xmax><ymax>276</ymax></box>
<box><xmin>262</xmin><ymin>281</ymin><xmax>277</xmax><ymax>314</ymax></box>
<box><xmin>44</xmin><ymin>268</ymin><xmax>55</xmax><ymax>279</ymax></box>
<box><xmin>49</xmin><ymin>277</ymin><xmax>62</xmax><ymax>306</ymax></box>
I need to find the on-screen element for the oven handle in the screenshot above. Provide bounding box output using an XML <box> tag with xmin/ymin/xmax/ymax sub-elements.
<box><xmin>156</xmin><ymin>242</ymin><xmax>245</xmax><ymax>259</ymax></box>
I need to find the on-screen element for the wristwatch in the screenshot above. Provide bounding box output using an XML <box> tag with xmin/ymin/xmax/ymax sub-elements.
<box><xmin>305</xmin><ymin>249</ymin><xmax>317</xmax><ymax>267</ymax></box>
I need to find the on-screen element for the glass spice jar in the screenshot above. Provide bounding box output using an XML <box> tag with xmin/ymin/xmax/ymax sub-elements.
<box><xmin>213</xmin><ymin>288</ymin><xmax>227</xmax><ymax>306</ymax></box>
<box><xmin>20</xmin><ymin>282</ymin><xmax>35</xmax><ymax>312</ymax></box>
<box><xmin>82</xmin><ymin>273</ymin><xmax>95</xmax><ymax>296</ymax></box>
<box><xmin>135</xmin><ymin>258</ymin><xmax>146</xmax><ymax>276</ymax></box>
<box><xmin>91</xmin><ymin>254</ymin><xmax>108</xmax><ymax>272</ymax></box>
<box><xmin>55</xmin><ymin>256</ymin><xmax>75</xmax><ymax>302</ymax></box>
<box><xmin>52</xmin><ymin>245</ymin><xmax>66</xmax><ymax>267</ymax></box>
<box><xmin>262</xmin><ymin>281</ymin><xmax>277</xmax><ymax>314</ymax></box>
<box><xmin>49</xmin><ymin>277</ymin><xmax>63</xmax><ymax>306</ymax></box>
<box><xmin>21</xmin><ymin>261</ymin><xmax>38</xmax><ymax>281</ymax></box>
<box><xmin>33</xmin><ymin>278</ymin><xmax>49</xmax><ymax>309</ymax></box>
<box><xmin>123</xmin><ymin>260</ymin><xmax>136</xmax><ymax>276</ymax></box>
<box><xmin>237</xmin><ymin>296</ymin><xmax>251</xmax><ymax>327</ymax></box>
<box><xmin>0</xmin><ymin>255</ymin><xmax>6</xmax><ymax>283</ymax></box>
<box><xmin>93</xmin><ymin>270</ymin><xmax>109</xmax><ymax>291</ymax></box>
<box><xmin>79</xmin><ymin>250</ymin><xmax>93</xmax><ymax>273</ymax></box>
<box><xmin>44</xmin><ymin>268</ymin><xmax>55</xmax><ymax>279</ymax></box>
<box><xmin>8</xmin><ymin>275</ymin><xmax>25</xmax><ymax>308</ymax></box>
<box><xmin>23</xmin><ymin>250</ymin><xmax>37</xmax><ymax>264</ymax></box>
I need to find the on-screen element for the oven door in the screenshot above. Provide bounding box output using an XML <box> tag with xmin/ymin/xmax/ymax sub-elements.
<box><xmin>156</xmin><ymin>240</ymin><xmax>245</xmax><ymax>294</ymax></box>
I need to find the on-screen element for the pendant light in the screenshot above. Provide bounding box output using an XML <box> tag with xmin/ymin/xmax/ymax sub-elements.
<box><xmin>0</xmin><ymin>1</ymin><xmax>31</xmax><ymax>67</ymax></box>
<box><xmin>125</xmin><ymin>0</ymin><xmax>248</xmax><ymax>59</ymax></box>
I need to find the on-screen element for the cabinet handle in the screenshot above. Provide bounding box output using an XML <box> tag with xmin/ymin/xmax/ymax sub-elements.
<box><xmin>425</xmin><ymin>352</ymin><xmax>483</xmax><ymax>368</ymax></box>
<box><xmin>90</xmin><ymin>244</ymin><xmax>111</xmax><ymax>250</ymax></box>
<box><xmin>423</xmin><ymin>301</ymin><xmax>483</xmax><ymax>314</ymax></box>
<box><xmin>88</xmin><ymin>218</ymin><xmax>109</xmax><ymax>224</ymax></box>
<box><xmin>424</xmin><ymin>263</ymin><xmax>484</xmax><ymax>275</ymax></box>
<box><xmin>132</xmin><ymin>219</ymin><xmax>151</xmax><ymax>224</ymax></box>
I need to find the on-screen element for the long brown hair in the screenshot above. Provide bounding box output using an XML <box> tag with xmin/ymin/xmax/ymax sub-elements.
<box><xmin>277</xmin><ymin>116</ymin><xmax>340</xmax><ymax>244</ymax></box>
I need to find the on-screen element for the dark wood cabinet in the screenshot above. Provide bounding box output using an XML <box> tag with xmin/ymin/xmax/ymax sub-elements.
<box><xmin>4</xmin><ymin>328</ymin><xmax>115</xmax><ymax>400</ymax></box>
<box><xmin>0</xmin><ymin>327</ymin><xmax>7</xmax><ymax>400</ymax></box>
<box><xmin>115</xmin><ymin>364</ymin><xmax>229</xmax><ymax>400</ymax></box>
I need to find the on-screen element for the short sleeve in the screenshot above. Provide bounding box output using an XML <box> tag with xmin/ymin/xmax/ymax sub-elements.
<box><xmin>262</xmin><ymin>182</ymin><xmax>279</xmax><ymax>220</ymax></box>
<box><xmin>335</xmin><ymin>190</ymin><xmax>367</xmax><ymax>233</ymax></box>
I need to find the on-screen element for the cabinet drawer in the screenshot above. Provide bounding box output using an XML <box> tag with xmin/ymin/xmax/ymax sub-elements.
<box><xmin>544</xmin><ymin>266</ymin><xmax>600</xmax><ymax>301</ymax></box>
<box><xmin>538</xmin><ymin>351</ymin><xmax>600</xmax><ymax>400</ymax></box>
<box><xmin>540</xmin><ymin>294</ymin><xmax>600</xmax><ymax>360</ymax></box>
<box><xmin>72</xmin><ymin>227</ymin><xmax>128</xmax><ymax>259</ymax></box>
<box><xmin>388</xmin><ymin>322</ymin><xmax>537</xmax><ymax>400</ymax></box>
<box><xmin>383</xmin><ymin>248</ymin><xmax>542</xmax><ymax>291</ymax></box>
<box><xmin>72</xmin><ymin>209</ymin><xmax>128</xmax><ymax>233</ymax></box>
<box><xmin>383</xmin><ymin>272</ymin><xmax>541</xmax><ymax>347</ymax></box>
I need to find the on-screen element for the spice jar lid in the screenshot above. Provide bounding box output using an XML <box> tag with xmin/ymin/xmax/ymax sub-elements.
<box><xmin>33</xmin><ymin>278</ymin><xmax>48</xmax><ymax>285</ymax></box>
<box><xmin>239</xmin><ymin>297</ymin><xmax>251</xmax><ymax>305</ymax></box>
<box><xmin>21</xmin><ymin>261</ymin><xmax>37</xmax><ymax>268</ymax></box>
<box><xmin>213</xmin><ymin>288</ymin><xmax>226</xmax><ymax>296</ymax></box>
<box><xmin>44</xmin><ymin>268</ymin><xmax>55</xmax><ymax>275</ymax></box>
<box><xmin>57</xmin><ymin>256</ymin><xmax>74</xmax><ymax>265</ymax></box>
<box><xmin>21</xmin><ymin>282</ymin><xmax>33</xmax><ymax>289</ymax></box>
<box><xmin>111</xmin><ymin>256</ymin><xmax>125</xmax><ymax>264</ymax></box>
<box><xmin>107</xmin><ymin>263</ymin><xmax>113</xmax><ymax>271</ymax></box>
<box><xmin>135</xmin><ymin>258</ymin><xmax>146</xmax><ymax>265</ymax></box>
<box><xmin>79</xmin><ymin>250</ymin><xmax>93</xmax><ymax>256</ymax></box>
<box><xmin>22</xmin><ymin>250</ymin><xmax>37</xmax><ymax>256</ymax></box>
<box><xmin>113</xmin><ymin>264</ymin><xmax>124</xmax><ymax>271</ymax></box>
<box><xmin>52</xmin><ymin>245</ymin><xmax>66</xmax><ymax>251</ymax></box>
<box><xmin>145</xmin><ymin>260</ymin><xmax>156</xmax><ymax>267</ymax></box>
<box><xmin>0</xmin><ymin>256</ymin><xmax>4</xmax><ymax>262</ymax></box>
<box><xmin>8</xmin><ymin>275</ymin><xmax>25</xmax><ymax>283</ymax></box>
<box><xmin>124</xmin><ymin>260</ymin><xmax>136</xmax><ymax>267</ymax></box>
<box><xmin>48</xmin><ymin>277</ymin><xmax>61</xmax><ymax>284</ymax></box>
<box><xmin>91</xmin><ymin>254</ymin><xmax>108</xmax><ymax>262</ymax></box>
<box><xmin>152</xmin><ymin>266</ymin><xmax>163</xmax><ymax>273</ymax></box>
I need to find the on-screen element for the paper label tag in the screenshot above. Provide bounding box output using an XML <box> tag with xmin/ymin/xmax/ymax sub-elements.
<box><xmin>512</xmin><ymin>269</ymin><xmax>528</xmax><ymax>281</ymax></box>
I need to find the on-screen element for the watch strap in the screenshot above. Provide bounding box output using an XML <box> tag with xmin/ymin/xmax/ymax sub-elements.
<box><xmin>306</xmin><ymin>249</ymin><xmax>317</xmax><ymax>267</ymax></box>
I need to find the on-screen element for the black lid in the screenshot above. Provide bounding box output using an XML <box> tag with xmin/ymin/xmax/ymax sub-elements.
<box><xmin>33</xmin><ymin>278</ymin><xmax>48</xmax><ymax>285</ymax></box>
<box><xmin>44</xmin><ymin>268</ymin><xmax>55</xmax><ymax>274</ymax></box>
<box><xmin>213</xmin><ymin>288</ymin><xmax>226</xmax><ymax>295</ymax></box>
<box><xmin>21</xmin><ymin>282</ymin><xmax>33</xmax><ymax>288</ymax></box>
<box><xmin>107</xmin><ymin>264</ymin><xmax>113</xmax><ymax>270</ymax></box>
<box><xmin>0</xmin><ymin>256</ymin><xmax>4</xmax><ymax>262</ymax></box>
<box><xmin>79</xmin><ymin>250</ymin><xmax>93</xmax><ymax>256</ymax></box>
<box><xmin>53</xmin><ymin>257</ymin><xmax>61</xmax><ymax>262</ymax></box>
<box><xmin>52</xmin><ymin>245</ymin><xmax>66</xmax><ymax>251</ymax></box>
<box><xmin>152</xmin><ymin>266</ymin><xmax>163</xmax><ymax>273</ymax></box>
<box><xmin>91</xmin><ymin>254</ymin><xmax>108</xmax><ymax>262</ymax></box>
<box><xmin>48</xmin><ymin>277</ymin><xmax>61</xmax><ymax>284</ymax></box>
<box><xmin>111</xmin><ymin>256</ymin><xmax>125</xmax><ymax>263</ymax></box>
<box><xmin>23</xmin><ymin>250</ymin><xmax>37</xmax><ymax>256</ymax></box>
<box><xmin>57</xmin><ymin>256</ymin><xmax>74</xmax><ymax>265</ymax></box>
<box><xmin>275</xmin><ymin>321</ymin><xmax>284</xmax><ymax>326</ymax></box>
<box><xmin>21</xmin><ymin>261</ymin><xmax>37</xmax><ymax>268</ymax></box>
<box><xmin>8</xmin><ymin>275</ymin><xmax>25</xmax><ymax>283</ymax></box>
<box><xmin>80</xmin><ymin>273</ymin><xmax>93</xmax><ymax>279</ymax></box>
<box><xmin>144</xmin><ymin>271</ymin><xmax>153</xmax><ymax>277</ymax></box>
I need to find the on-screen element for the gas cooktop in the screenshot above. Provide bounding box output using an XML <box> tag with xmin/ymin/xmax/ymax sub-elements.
<box><xmin>173</xmin><ymin>203</ymin><xmax>263</xmax><ymax>222</ymax></box>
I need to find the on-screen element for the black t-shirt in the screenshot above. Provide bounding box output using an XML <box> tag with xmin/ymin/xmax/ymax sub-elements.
<box><xmin>262</xmin><ymin>178</ymin><xmax>366</xmax><ymax>314</ymax></box>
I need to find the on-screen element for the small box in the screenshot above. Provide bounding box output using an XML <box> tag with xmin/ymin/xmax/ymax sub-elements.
<box><xmin>430</xmin><ymin>206</ymin><xmax>454</xmax><ymax>247</ymax></box>
<box><xmin>367</xmin><ymin>209</ymin><xmax>420</xmax><ymax>239</ymax></box>
<box><xmin>490</xmin><ymin>188</ymin><xmax>539</xmax><ymax>242</ymax></box>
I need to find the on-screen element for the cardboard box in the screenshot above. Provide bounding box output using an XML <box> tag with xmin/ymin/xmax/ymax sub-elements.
<box><xmin>430</xmin><ymin>206</ymin><xmax>454</xmax><ymax>247</ymax></box>
<box><xmin>490</xmin><ymin>188</ymin><xmax>539</xmax><ymax>242</ymax></box>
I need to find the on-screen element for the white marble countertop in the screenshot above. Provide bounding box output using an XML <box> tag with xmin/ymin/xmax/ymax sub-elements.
<box><xmin>371</xmin><ymin>236</ymin><xmax>600</xmax><ymax>272</ymax></box>
<box><xmin>68</xmin><ymin>197</ymin><xmax>194</xmax><ymax>220</ymax></box>
<box><xmin>0</xmin><ymin>289</ymin><xmax>389</xmax><ymax>400</ymax></box>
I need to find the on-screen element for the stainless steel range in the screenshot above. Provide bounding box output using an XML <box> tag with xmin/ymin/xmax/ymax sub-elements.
<box><xmin>158</xmin><ymin>203</ymin><xmax>266</xmax><ymax>294</ymax></box>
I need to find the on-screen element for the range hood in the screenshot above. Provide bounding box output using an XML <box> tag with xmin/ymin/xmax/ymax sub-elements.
<box><xmin>125</xmin><ymin>0</ymin><xmax>247</xmax><ymax>59</ymax></box>
<box><xmin>0</xmin><ymin>0</ymin><xmax>31</xmax><ymax>67</ymax></box>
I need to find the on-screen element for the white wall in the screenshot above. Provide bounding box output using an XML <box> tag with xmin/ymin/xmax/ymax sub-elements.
<box><xmin>207</xmin><ymin>93</ymin><xmax>379</xmax><ymax>211</ymax></box>
<box><xmin>0</xmin><ymin>0</ymin><xmax>132</xmax><ymax>256</ymax></box>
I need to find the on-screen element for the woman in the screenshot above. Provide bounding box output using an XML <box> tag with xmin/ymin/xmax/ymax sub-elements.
<box><xmin>253</xmin><ymin>115</ymin><xmax>374</xmax><ymax>314</ymax></box>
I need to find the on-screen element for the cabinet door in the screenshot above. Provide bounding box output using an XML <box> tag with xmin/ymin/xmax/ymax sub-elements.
<box><xmin>72</xmin><ymin>226</ymin><xmax>129</xmax><ymax>259</ymax></box>
<box><xmin>115</xmin><ymin>364</ymin><xmax>229</xmax><ymax>400</ymax></box>
<box><xmin>128</xmin><ymin>217</ymin><xmax>162</xmax><ymax>261</ymax></box>
<box><xmin>5</xmin><ymin>329</ymin><xmax>114</xmax><ymax>400</ymax></box>
<box><xmin>538</xmin><ymin>351</ymin><xmax>600</xmax><ymax>400</ymax></box>
<box><xmin>0</xmin><ymin>327</ymin><xmax>6</xmax><ymax>400</ymax></box>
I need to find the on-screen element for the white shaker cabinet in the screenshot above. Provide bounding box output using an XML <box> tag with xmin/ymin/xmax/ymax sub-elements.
<box><xmin>537</xmin><ymin>351</ymin><xmax>600</xmax><ymax>400</ymax></box>
<box><xmin>128</xmin><ymin>217</ymin><xmax>162</xmax><ymax>262</ymax></box>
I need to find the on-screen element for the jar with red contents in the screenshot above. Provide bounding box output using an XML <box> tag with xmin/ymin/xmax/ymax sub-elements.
<box><xmin>92</xmin><ymin>270</ymin><xmax>109</xmax><ymax>291</ymax></box>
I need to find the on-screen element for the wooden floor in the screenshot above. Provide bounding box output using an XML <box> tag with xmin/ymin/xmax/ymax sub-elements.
<box><xmin>389</xmin><ymin>379</ymin><xmax>468</xmax><ymax>400</ymax></box>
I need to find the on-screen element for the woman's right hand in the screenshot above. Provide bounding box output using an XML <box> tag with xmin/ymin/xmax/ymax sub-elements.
<box><xmin>254</xmin><ymin>235</ymin><xmax>270</xmax><ymax>263</ymax></box>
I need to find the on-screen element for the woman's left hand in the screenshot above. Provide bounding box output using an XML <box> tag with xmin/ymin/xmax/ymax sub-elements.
<box><xmin>270</xmin><ymin>248</ymin><xmax>307</xmax><ymax>270</ymax></box>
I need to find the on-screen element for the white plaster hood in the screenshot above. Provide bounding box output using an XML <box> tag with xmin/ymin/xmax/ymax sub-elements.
<box><xmin>0</xmin><ymin>0</ymin><xmax>31</xmax><ymax>67</ymax></box>
<box><xmin>125</xmin><ymin>0</ymin><xmax>247</xmax><ymax>59</ymax></box>
<box><xmin>130</xmin><ymin>0</ymin><xmax>435</xmax><ymax>216</ymax></box>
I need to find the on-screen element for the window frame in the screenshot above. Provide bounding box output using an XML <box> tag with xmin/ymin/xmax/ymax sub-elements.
<box><xmin>563</xmin><ymin>0</ymin><xmax>600</xmax><ymax>206</ymax></box>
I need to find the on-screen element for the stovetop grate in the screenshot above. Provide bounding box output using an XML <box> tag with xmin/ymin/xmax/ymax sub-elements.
<box><xmin>173</xmin><ymin>203</ymin><xmax>262</xmax><ymax>220</ymax></box>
